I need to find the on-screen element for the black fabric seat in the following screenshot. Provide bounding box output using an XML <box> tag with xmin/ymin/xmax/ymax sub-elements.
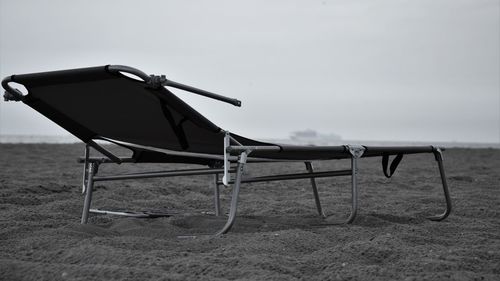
<box><xmin>6</xmin><ymin>65</ymin><xmax>433</xmax><ymax>162</ymax></box>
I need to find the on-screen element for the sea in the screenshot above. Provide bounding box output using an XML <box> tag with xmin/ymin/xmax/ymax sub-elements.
<box><xmin>0</xmin><ymin>134</ymin><xmax>498</xmax><ymax>149</ymax></box>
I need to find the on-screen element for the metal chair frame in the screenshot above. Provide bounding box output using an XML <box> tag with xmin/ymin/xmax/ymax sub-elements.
<box><xmin>80</xmin><ymin>138</ymin><xmax>451</xmax><ymax>236</ymax></box>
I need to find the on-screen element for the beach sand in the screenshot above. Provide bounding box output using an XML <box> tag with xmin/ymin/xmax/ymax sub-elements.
<box><xmin>0</xmin><ymin>144</ymin><xmax>499</xmax><ymax>280</ymax></box>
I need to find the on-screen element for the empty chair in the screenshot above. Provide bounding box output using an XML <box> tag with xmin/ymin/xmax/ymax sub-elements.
<box><xmin>2</xmin><ymin>65</ymin><xmax>451</xmax><ymax>235</ymax></box>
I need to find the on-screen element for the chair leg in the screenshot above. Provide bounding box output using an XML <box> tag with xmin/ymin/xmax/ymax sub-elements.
<box><xmin>81</xmin><ymin>144</ymin><xmax>89</xmax><ymax>194</ymax></box>
<box><xmin>305</xmin><ymin>162</ymin><xmax>326</xmax><ymax>218</ymax></box>
<box><xmin>81</xmin><ymin>163</ymin><xmax>97</xmax><ymax>224</ymax></box>
<box><xmin>345</xmin><ymin>155</ymin><xmax>359</xmax><ymax>224</ymax></box>
<box><xmin>428</xmin><ymin>148</ymin><xmax>452</xmax><ymax>221</ymax></box>
<box><xmin>215</xmin><ymin>152</ymin><xmax>247</xmax><ymax>236</ymax></box>
<box><xmin>318</xmin><ymin>147</ymin><xmax>364</xmax><ymax>225</ymax></box>
<box><xmin>213</xmin><ymin>173</ymin><xmax>221</xmax><ymax>216</ymax></box>
<box><xmin>327</xmin><ymin>145</ymin><xmax>364</xmax><ymax>224</ymax></box>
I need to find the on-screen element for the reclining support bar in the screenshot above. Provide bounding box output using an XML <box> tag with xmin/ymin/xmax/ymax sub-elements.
<box><xmin>107</xmin><ymin>65</ymin><xmax>241</xmax><ymax>107</ymax></box>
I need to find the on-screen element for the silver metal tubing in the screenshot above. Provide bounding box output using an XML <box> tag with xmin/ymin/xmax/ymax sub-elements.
<box><xmin>227</xmin><ymin>145</ymin><xmax>281</xmax><ymax>154</ymax></box>
<box><xmin>93</xmin><ymin>168</ymin><xmax>234</xmax><ymax>182</ymax></box>
<box><xmin>102</xmin><ymin>167</ymin><xmax>231</xmax><ymax>177</ymax></box>
<box><xmin>164</xmin><ymin>79</ymin><xmax>242</xmax><ymax>107</ymax></box>
<box><xmin>223</xmin><ymin>132</ymin><xmax>231</xmax><ymax>186</ymax></box>
<box><xmin>77</xmin><ymin>157</ymin><xmax>135</xmax><ymax>164</ymax></box>
<box><xmin>82</xmin><ymin>144</ymin><xmax>89</xmax><ymax>194</ymax></box>
<box><xmin>345</xmin><ymin>156</ymin><xmax>359</xmax><ymax>224</ymax></box>
<box><xmin>219</xmin><ymin>169</ymin><xmax>352</xmax><ymax>185</ymax></box>
<box><xmin>305</xmin><ymin>162</ymin><xmax>326</xmax><ymax>218</ymax></box>
<box><xmin>108</xmin><ymin>66</ymin><xmax>242</xmax><ymax>107</ymax></box>
<box><xmin>2</xmin><ymin>75</ymin><xmax>25</xmax><ymax>101</ymax></box>
<box><xmin>89</xmin><ymin>209</ymin><xmax>175</xmax><ymax>218</ymax></box>
<box><xmin>428</xmin><ymin>148</ymin><xmax>452</xmax><ymax>221</ymax></box>
<box><xmin>342</xmin><ymin>145</ymin><xmax>365</xmax><ymax>224</ymax></box>
<box><xmin>88</xmin><ymin>140</ymin><xmax>122</xmax><ymax>164</ymax></box>
<box><xmin>99</xmin><ymin>137</ymin><xmax>318</xmax><ymax>163</ymax></box>
<box><xmin>101</xmin><ymin>137</ymin><xmax>237</xmax><ymax>162</ymax></box>
<box><xmin>213</xmin><ymin>173</ymin><xmax>221</xmax><ymax>216</ymax></box>
<box><xmin>81</xmin><ymin>163</ymin><xmax>97</xmax><ymax>224</ymax></box>
<box><xmin>215</xmin><ymin>152</ymin><xmax>247</xmax><ymax>235</ymax></box>
<box><xmin>229</xmin><ymin>135</ymin><xmax>243</xmax><ymax>146</ymax></box>
<box><xmin>90</xmin><ymin>209</ymin><xmax>148</xmax><ymax>217</ymax></box>
<box><xmin>107</xmin><ymin>65</ymin><xmax>151</xmax><ymax>82</ymax></box>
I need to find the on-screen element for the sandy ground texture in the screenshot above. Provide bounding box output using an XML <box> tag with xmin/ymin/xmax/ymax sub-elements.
<box><xmin>0</xmin><ymin>144</ymin><xmax>499</xmax><ymax>281</ymax></box>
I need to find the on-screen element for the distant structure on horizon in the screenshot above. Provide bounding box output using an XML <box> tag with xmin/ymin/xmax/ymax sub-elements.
<box><xmin>289</xmin><ymin>129</ymin><xmax>342</xmax><ymax>145</ymax></box>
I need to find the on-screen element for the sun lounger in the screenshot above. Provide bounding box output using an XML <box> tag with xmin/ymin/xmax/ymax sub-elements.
<box><xmin>2</xmin><ymin>65</ymin><xmax>451</xmax><ymax>235</ymax></box>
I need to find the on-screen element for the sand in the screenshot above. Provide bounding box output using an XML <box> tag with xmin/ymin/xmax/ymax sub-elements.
<box><xmin>0</xmin><ymin>144</ymin><xmax>499</xmax><ymax>280</ymax></box>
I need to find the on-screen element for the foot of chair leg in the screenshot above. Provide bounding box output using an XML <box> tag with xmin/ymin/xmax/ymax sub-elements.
<box><xmin>428</xmin><ymin>148</ymin><xmax>452</xmax><ymax>221</ymax></box>
<box><xmin>323</xmin><ymin>147</ymin><xmax>363</xmax><ymax>225</ymax></box>
<box><xmin>81</xmin><ymin>162</ymin><xmax>97</xmax><ymax>224</ymax></box>
<box><xmin>214</xmin><ymin>152</ymin><xmax>247</xmax><ymax>236</ymax></box>
<box><xmin>213</xmin><ymin>174</ymin><xmax>221</xmax><ymax>216</ymax></box>
<box><xmin>344</xmin><ymin>146</ymin><xmax>364</xmax><ymax>224</ymax></box>
<box><xmin>305</xmin><ymin>162</ymin><xmax>326</xmax><ymax>218</ymax></box>
<box><xmin>345</xmin><ymin>155</ymin><xmax>359</xmax><ymax>223</ymax></box>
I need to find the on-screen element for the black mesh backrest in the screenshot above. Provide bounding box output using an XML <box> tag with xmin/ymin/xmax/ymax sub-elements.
<box><xmin>13</xmin><ymin>65</ymin><xmax>227</xmax><ymax>154</ymax></box>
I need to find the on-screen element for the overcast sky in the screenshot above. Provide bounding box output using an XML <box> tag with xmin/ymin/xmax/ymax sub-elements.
<box><xmin>0</xmin><ymin>0</ymin><xmax>499</xmax><ymax>143</ymax></box>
